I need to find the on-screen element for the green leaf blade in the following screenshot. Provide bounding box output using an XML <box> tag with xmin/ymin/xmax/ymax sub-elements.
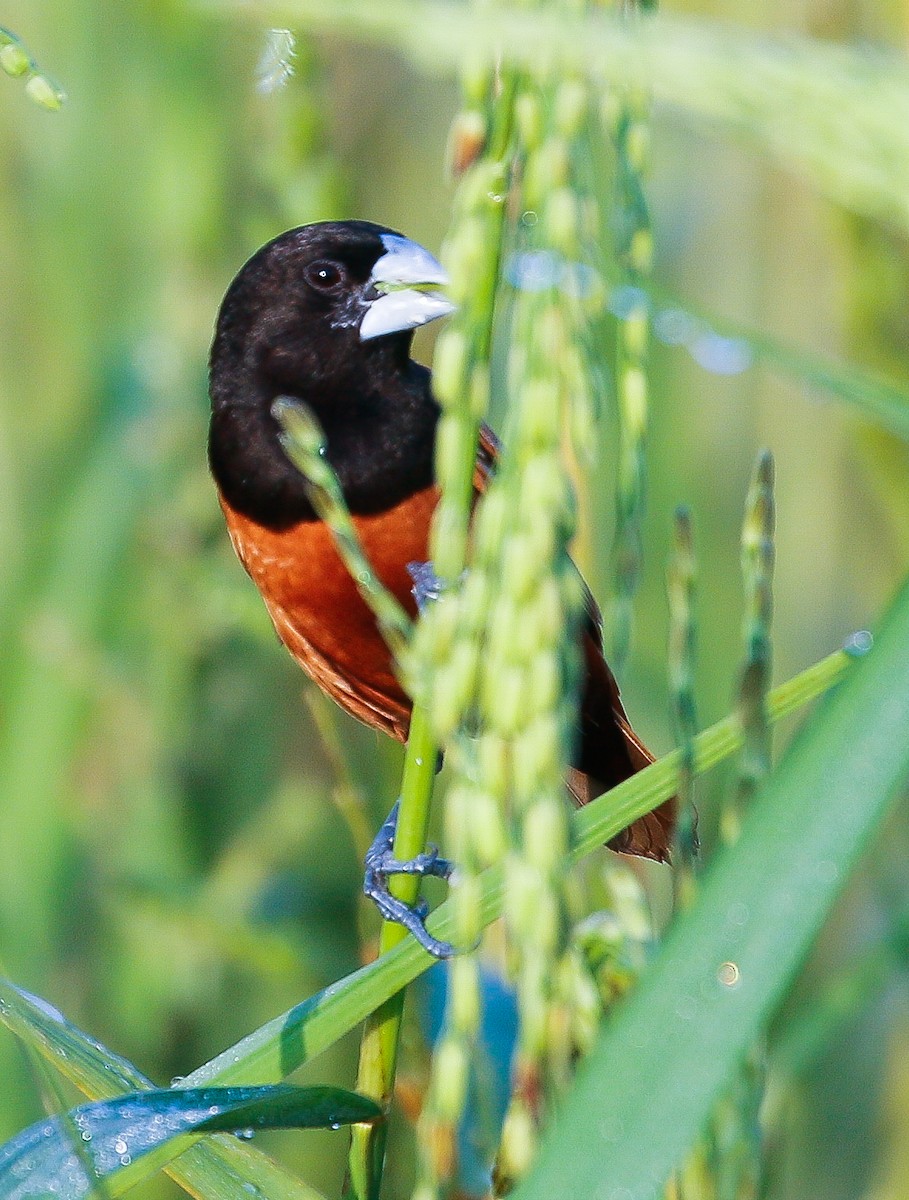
<box><xmin>515</xmin><ymin>577</ymin><xmax>909</xmax><ymax>1200</ymax></box>
<box><xmin>0</xmin><ymin>1086</ymin><xmax>379</xmax><ymax>1200</ymax></box>
<box><xmin>0</xmin><ymin>982</ymin><xmax>331</xmax><ymax>1200</ymax></box>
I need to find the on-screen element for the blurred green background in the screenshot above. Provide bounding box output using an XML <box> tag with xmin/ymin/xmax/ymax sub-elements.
<box><xmin>0</xmin><ymin>2</ymin><xmax>908</xmax><ymax>1198</ymax></box>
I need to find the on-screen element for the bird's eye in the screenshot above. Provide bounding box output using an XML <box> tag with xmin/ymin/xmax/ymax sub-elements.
<box><xmin>304</xmin><ymin>260</ymin><xmax>345</xmax><ymax>291</ymax></box>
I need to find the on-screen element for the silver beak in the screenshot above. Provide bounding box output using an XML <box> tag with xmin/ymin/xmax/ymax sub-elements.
<box><xmin>359</xmin><ymin>234</ymin><xmax>456</xmax><ymax>342</ymax></box>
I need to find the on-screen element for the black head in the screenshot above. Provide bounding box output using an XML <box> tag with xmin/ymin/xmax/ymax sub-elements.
<box><xmin>208</xmin><ymin>220</ymin><xmax>453</xmax><ymax>527</ymax></box>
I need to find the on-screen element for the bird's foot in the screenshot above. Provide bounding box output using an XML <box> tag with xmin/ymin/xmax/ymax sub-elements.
<box><xmin>363</xmin><ymin>800</ymin><xmax>456</xmax><ymax>959</ymax></box>
<box><xmin>406</xmin><ymin>561</ymin><xmax>446</xmax><ymax>614</ymax></box>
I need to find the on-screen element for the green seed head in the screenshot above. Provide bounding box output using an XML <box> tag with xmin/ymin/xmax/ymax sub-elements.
<box><xmin>471</xmin><ymin>789</ymin><xmax>507</xmax><ymax>863</ymax></box>
<box><xmin>512</xmin><ymin>717</ymin><xmax>562</xmax><ymax>796</ymax></box>
<box><xmin>621</xmin><ymin>365</ymin><xmax>648</xmax><ymax>436</ymax></box>
<box><xmin>502</xmin><ymin>533</ymin><xmax>542</xmax><ymax>604</ymax></box>
<box><xmin>625</xmin><ymin>119</ymin><xmax>650</xmax><ymax>172</ymax></box>
<box><xmin>460</xmin><ymin>53</ymin><xmax>491</xmax><ymax>106</ymax></box>
<box><xmin>450</xmin><ymin>955</ymin><xmax>481</xmax><ymax>1029</ymax></box>
<box><xmin>452</xmin><ymin>872</ymin><xmax>483</xmax><ymax>946</ymax></box>
<box><xmin>24</xmin><ymin>72</ymin><xmax>65</xmax><ymax>110</ymax></box>
<box><xmin>528</xmin><ymin>650</ymin><xmax>561</xmax><ymax>716</ymax></box>
<box><xmin>432</xmin><ymin>331</ymin><xmax>469</xmax><ymax>409</ymax></box>
<box><xmin>498</xmin><ymin>1099</ymin><xmax>538</xmax><ymax>1181</ymax></box>
<box><xmin>518</xmin><ymin>378</ymin><xmax>562</xmax><ymax>447</ymax></box>
<box><xmin>522</xmin><ymin>796</ymin><xmax>569</xmax><ymax>870</ymax></box>
<box><xmin>474</xmin><ymin>488</ymin><xmax>511</xmax><ymax>563</ymax></box>
<box><xmin>484</xmin><ymin>663</ymin><xmax>525</xmax><ymax>736</ymax></box>
<box><xmin>477</xmin><ymin>733</ymin><xmax>509</xmax><ymax>796</ymax></box>
<box><xmin>435</xmin><ymin>412</ymin><xmax>474</xmax><ymax>490</ymax></box>
<box><xmin>0</xmin><ymin>41</ymin><xmax>30</xmax><ymax>77</ymax></box>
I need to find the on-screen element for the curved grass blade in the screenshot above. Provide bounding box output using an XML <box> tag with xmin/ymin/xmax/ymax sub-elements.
<box><xmin>208</xmin><ymin>2</ymin><xmax>909</xmax><ymax>235</ymax></box>
<box><xmin>0</xmin><ymin>1085</ymin><xmax>379</xmax><ymax>1200</ymax></box>
<box><xmin>0</xmin><ymin>651</ymin><xmax>858</xmax><ymax>1193</ymax></box>
<box><xmin>181</xmin><ymin>646</ymin><xmax>854</xmax><ymax>1092</ymax></box>
<box><xmin>644</xmin><ymin>282</ymin><xmax>909</xmax><ymax>442</ymax></box>
<box><xmin>514</xmin><ymin>576</ymin><xmax>909</xmax><ymax>1200</ymax></box>
<box><xmin>0</xmin><ymin>984</ymin><xmax>328</xmax><ymax>1200</ymax></box>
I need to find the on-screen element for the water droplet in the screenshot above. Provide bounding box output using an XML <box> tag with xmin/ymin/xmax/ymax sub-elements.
<box><xmin>114</xmin><ymin>1138</ymin><xmax>128</xmax><ymax>1155</ymax></box>
<box><xmin>718</xmin><ymin>961</ymin><xmax>740</xmax><ymax>988</ymax></box>
<box><xmin>329</xmin><ymin>1121</ymin><xmax>341</xmax><ymax>1131</ymax></box>
<box><xmin>119</xmin><ymin>1154</ymin><xmax>132</xmax><ymax>1166</ymax></box>
<box><xmin>521</xmin><ymin>209</ymin><xmax>538</xmax><ymax>225</ymax></box>
<box><xmin>689</xmin><ymin>331</ymin><xmax>752</xmax><ymax>375</ymax></box>
<box><xmin>844</xmin><ymin>629</ymin><xmax>873</xmax><ymax>657</ymax></box>
<box><xmin>415</xmin><ymin>757</ymin><xmax>423</xmax><ymax>766</ymax></box>
<box><xmin>256</xmin><ymin>28</ymin><xmax>296</xmax><ymax>95</ymax></box>
<box><xmin>170</xmin><ymin>1076</ymin><xmax>185</xmax><ymax>1088</ymax></box>
<box><xmin>81</xmin><ymin>1131</ymin><xmax>92</xmax><ymax>1142</ymax></box>
<box><xmin>235</xmin><ymin>1128</ymin><xmax>256</xmax><ymax>1141</ymax></box>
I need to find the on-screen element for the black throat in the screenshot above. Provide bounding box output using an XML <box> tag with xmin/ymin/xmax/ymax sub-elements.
<box><xmin>208</xmin><ymin>344</ymin><xmax>440</xmax><ymax>530</ymax></box>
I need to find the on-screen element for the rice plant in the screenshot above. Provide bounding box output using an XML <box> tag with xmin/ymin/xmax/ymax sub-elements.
<box><xmin>0</xmin><ymin>2</ymin><xmax>908</xmax><ymax>1199</ymax></box>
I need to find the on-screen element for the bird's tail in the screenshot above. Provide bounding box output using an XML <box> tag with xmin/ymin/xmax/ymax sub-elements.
<box><xmin>570</xmin><ymin>637</ymin><xmax>676</xmax><ymax>863</ymax></box>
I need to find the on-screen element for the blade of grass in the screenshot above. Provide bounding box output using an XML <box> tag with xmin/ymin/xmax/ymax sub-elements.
<box><xmin>644</xmin><ymin>281</ymin><xmax>909</xmax><ymax>442</ymax></box>
<box><xmin>271</xmin><ymin>395</ymin><xmax>440</xmax><ymax>1199</ymax></box>
<box><xmin>0</xmin><ymin>985</ymin><xmax>328</xmax><ymax>1200</ymax></box>
<box><xmin>0</xmin><ymin>648</ymin><xmax>857</xmax><ymax>1194</ymax></box>
<box><xmin>179</xmin><ymin>644</ymin><xmax>854</xmax><ymax>1090</ymax></box>
<box><xmin>514</xmin><ymin>576</ymin><xmax>909</xmax><ymax>1200</ymax></box>
<box><xmin>0</xmin><ymin>416</ymin><xmax>154</xmax><ymax>980</ymax></box>
<box><xmin>347</xmin><ymin>707</ymin><xmax>439</xmax><ymax>1200</ymax></box>
<box><xmin>0</xmin><ymin>1085</ymin><xmax>378</xmax><ymax>1200</ymax></box>
<box><xmin>203</xmin><ymin>2</ymin><xmax>909</xmax><ymax>236</ymax></box>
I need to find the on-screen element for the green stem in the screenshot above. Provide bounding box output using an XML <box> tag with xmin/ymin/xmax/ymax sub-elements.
<box><xmin>347</xmin><ymin>707</ymin><xmax>438</xmax><ymax>1200</ymax></box>
<box><xmin>667</xmin><ymin>504</ymin><xmax>699</xmax><ymax>905</ymax></box>
<box><xmin>0</xmin><ymin>646</ymin><xmax>858</xmax><ymax>1200</ymax></box>
<box><xmin>272</xmin><ymin>395</ymin><xmax>439</xmax><ymax>1198</ymax></box>
<box><xmin>174</xmin><ymin>644</ymin><xmax>854</xmax><ymax>1092</ymax></box>
<box><xmin>2</xmin><ymin>645</ymin><xmax>855</xmax><ymax>1200</ymax></box>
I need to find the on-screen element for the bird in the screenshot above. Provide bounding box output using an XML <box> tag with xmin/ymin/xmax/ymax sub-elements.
<box><xmin>208</xmin><ymin>219</ymin><xmax>674</xmax><ymax>955</ymax></box>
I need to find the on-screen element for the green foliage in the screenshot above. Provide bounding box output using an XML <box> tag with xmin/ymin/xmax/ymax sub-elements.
<box><xmin>0</xmin><ymin>2</ymin><xmax>908</xmax><ymax>1200</ymax></box>
<box><xmin>518</xmin><ymin>576</ymin><xmax>909</xmax><ymax>1200</ymax></box>
<box><xmin>1</xmin><ymin>1084</ymin><xmax>378</xmax><ymax>1200</ymax></box>
<box><xmin>0</xmin><ymin>650</ymin><xmax>852</xmax><ymax>1196</ymax></box>
<box><xmin>209</xmin><ymin>1</ymin><xmax>909</xmax><ymax>233</ymax></box>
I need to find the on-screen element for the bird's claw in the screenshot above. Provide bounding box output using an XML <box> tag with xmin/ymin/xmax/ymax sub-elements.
<box><xmin>363</xmin><ymin>800</ymin><xmax>456</xmax><ymax>959</ymax></box>
<box><xmin>406</xmin><ymin>561</ymin><xmax>445</xmax><ymax>614</ymax></box>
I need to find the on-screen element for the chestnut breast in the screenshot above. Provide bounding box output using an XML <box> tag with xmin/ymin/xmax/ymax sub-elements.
<box><xmin>220</xmin><ymin>484</ymin><xmax>439</xmax><ymax>740</ymax></box>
